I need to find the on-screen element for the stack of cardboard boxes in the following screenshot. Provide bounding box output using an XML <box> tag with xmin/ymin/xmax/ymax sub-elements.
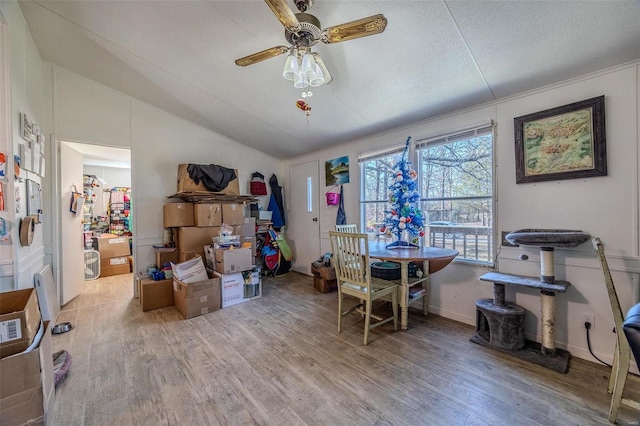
<box><xmin>163</xmin><ymin>202</ymin><xmax>249</xmax><ymax>262</ymax></box>
<box><xmin>92</xmin><ymin>234</ymin><xmax>131</xmax><ymax>277</ymax></box>
<box><xmin>311</xmin><ymin>264</ymin><xmax>337</xmax><ymax>293</ymax></box>
<box><xmin>0</xmin><ymin>289</ymin><xmax>54</xmax><ymax>425</ymax></box>
<box><xmin>204</xmin><ymin>237</ymin><xmax>262</xmax><ymax>308</ymax></box>
<box><xmin>138</xmin><ymin>200</ymin><xmax>262</xmax><ymax>316</ymax></box>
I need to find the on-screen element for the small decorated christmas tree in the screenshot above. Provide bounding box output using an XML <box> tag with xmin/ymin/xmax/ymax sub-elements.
<box><xmin>379</xmin><ymin>137</ymin><xmax>425</xmax><ymax>248</ymax></box>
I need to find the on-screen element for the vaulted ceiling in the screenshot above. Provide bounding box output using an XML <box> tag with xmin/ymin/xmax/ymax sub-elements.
<box><xmin>18</xmin><ymin>0</ymin><xmax>640</xmax><ymax>160</ymax></box>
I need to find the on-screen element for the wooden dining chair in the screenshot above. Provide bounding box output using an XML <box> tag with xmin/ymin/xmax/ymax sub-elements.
<box><xmin>329</xmin><ymin>231</ymin><xmax>398</xmax><ymax>345</ymax></box>
<box><xmin>593</xmin><ymin>238</ymin><xmax>640</xmax><ymax>422</ymax></box>
<box><xmin>335</xmin><ymin>224</ymin><xmax>358</xmax><ymax>233</ymax></box>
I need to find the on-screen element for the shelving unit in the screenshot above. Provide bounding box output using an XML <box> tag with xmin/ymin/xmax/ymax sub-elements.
<box><xmin>107</xmin><ymin>187</ymin><xmax>131</xmax><ymax>236</ymax></box>
<box><xmin>82</xmin><ymin>175</ymin><xmax>99</xmax><ymax>248</ymax></box>
<box><xmin>82</xmin><ymin>175</ymin><xmax>97</xmax><ymax>223</ymax></box>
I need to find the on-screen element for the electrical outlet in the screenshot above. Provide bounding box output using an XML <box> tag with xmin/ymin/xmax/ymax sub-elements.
<box><xmin>584</xmin><ymin>312</ymin><xmax>595</xmax><ymax>330</ymax></box>
<box><xmin>501</xmin><ymin>231</ymin><xmax>518</xmax><ymax>247</ymax></box>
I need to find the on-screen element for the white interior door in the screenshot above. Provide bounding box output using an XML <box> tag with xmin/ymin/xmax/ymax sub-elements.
<box><xmin>59</xmin><ymin>142</ymin><xmax>85</xmax><ymax>304</ymax></box>
<box><xmin>288</xmin><ymin>161</ymin><xmax>320</xmax><ymax>275</ymax></box>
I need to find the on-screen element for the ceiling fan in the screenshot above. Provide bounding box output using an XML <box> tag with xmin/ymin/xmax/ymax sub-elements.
<box><xmin>235</xmin><ymin>0</ymin><xmax>387</xmax><ymax>88</ymax></box>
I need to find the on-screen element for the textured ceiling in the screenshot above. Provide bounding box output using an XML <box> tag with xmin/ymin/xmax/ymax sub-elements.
<box><xmin>18</xmin><ymin>0</ymin><xmax>640</xmax><ymax>160</ymax></box>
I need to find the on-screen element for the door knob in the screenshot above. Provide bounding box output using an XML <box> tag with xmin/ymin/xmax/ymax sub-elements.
<box><xmin>312</xmin><ymin>217</ymin><xmax>318</xmax><ymax>222</ymax></box>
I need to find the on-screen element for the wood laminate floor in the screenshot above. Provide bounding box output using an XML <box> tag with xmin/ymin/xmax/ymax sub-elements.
<box><xmin>51</xmin><ymin>272</ymin><xmax>640</xmax><ymax>425</ymax></box>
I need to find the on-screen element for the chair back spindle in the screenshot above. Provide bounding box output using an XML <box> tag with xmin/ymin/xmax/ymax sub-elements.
<box><xmin>335</xmin><ymin>224</ymin><xmax>358</xmax><ymax>233</ymax></box>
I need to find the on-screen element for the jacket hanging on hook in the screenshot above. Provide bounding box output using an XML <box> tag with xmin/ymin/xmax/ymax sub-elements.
<box><xmin>336</xmin><ymin>185</ymin><xmax>346</xmax><ymax>225</ymax></box>
<box><xmin>268</xmin><ymin>174</ymin><xmax>285</xmax><ymax>231</ymax></box>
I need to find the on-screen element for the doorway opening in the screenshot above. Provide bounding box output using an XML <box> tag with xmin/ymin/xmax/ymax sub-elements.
<box><xmin>56</xmin><ymin>141</ymin><xmax>132</xmax><ymax>305</ymax></box>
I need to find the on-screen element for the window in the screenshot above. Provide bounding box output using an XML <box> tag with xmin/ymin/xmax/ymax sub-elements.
<box><xmin>359</xmin><ymin>148</ymin><xmax>403</xmax><ymax>239</ymax></box>
<box><xmin>359</xmin><ymin>124</ymin><xmax>495</xmax><ymax>265</ymax></box>
<box><xmin>416</xmin><ymin>125</ymin><xmax>494</xmax><ymax>264</ymax></box>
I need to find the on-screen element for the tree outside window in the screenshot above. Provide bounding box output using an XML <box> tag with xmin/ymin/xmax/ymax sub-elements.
<box><xmin>417</xmin><ymin>126</ymin><xmax>494</xmax><ymax>263</ymax></box>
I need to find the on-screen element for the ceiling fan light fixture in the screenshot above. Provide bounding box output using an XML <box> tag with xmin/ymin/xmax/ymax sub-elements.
<box><xmin>309</xmin><ymin>63</ymin><xmax>325</xmax><ymax>87</ymax></box>
<box><xmin>293</xmin><ymin>70</ymin><xmax>309</xmax><ymax>89</ymax></box>
<box><xmin>282</xmin><ymin>51</ymin><xmax>298</xmax><ymax>81</ymax></box>
<box><xmin>300</xmin><ymin>52</ymin><xmax>316</xmax><ymax>79</ymax></box>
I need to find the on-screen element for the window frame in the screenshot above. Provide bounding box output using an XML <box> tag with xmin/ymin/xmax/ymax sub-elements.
<box><xmin>358</xmin><ymin>147</ymin><xmax>404</xmax><ymax>239</ymax></box>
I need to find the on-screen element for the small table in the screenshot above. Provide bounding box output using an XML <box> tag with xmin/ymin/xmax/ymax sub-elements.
<box><xmin>368</xmin><ymin>241</ymin><xmax>458</xmax><ymax>330</ymax></box>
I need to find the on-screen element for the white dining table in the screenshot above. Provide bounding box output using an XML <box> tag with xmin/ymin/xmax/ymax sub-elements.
<box><xmin>368</xmin><ymin>241</ymin><xmax>458</xmax><ymax>330</ymax></box>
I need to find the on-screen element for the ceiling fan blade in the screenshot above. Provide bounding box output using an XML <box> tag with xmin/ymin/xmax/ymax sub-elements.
<box><xmin>311</xmin><ymin>53</ymin><xmax>332</xmax><ymax>85</ymax></box>
<box><xmin>235</xmin><ymin>46</ymin><xmax>290</xmax><ymax>66</ymax></box>
<box><xmin>321</xmin><ymin>14</ymin><xmax>388</xmax><ymax>44</ymax></box>
<box><xmin>265</xmin><ymin>0</ymin><xmax>301</xmax><ymax>33</ymax></box>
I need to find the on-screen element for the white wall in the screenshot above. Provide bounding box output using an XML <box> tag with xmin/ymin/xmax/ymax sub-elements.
<box><xmin>283</xmin><ymin>62</ymin><xmax>640</xmax><ymax>367</ymax></box>
<box><xmin>1</xmin><ymin>1</ymin><xmax>46</xmax><ymax>292</ymax></box>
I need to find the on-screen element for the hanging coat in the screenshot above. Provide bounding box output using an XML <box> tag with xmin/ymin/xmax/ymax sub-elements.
<box><xmin>269</xmin><ymin>174</ymin><xmax>285</xmax><ymax>229</ymax></box>
<box><xmin>336</xmin><ymin>185</ymin><xmax>346</xmax><ymax>225</ymax></box>
<box><xmin>268</xmin><ymin>194</ymin><xmax>285</xmax><ymax>230</ymax></box>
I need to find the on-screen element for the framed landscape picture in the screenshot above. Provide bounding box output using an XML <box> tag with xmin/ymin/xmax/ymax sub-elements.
<box><xmin>514</xmin><ymin>95</ymin><xmax>606</xmax><ymax>184</ymax></box>
<box><xmin>325</xmin><ymin>156</ymin><xmax>350</xmax><ymax>185</ymax></box>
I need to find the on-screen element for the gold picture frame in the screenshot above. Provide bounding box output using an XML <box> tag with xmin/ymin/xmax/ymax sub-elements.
<box><xmin>514</xmin><ymin>96</ymin><xmax>606</xmax><ymax>184</ymax></box>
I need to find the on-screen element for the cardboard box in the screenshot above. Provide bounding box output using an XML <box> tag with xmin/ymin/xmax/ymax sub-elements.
<box><xmin>216</xmin><ymin>271</ymin><xmax>244</xmax><ymax>308</ymax></box>
<box><xmin>214</xmin><ymin>267</ymin><xmax>262</xmax><ymax>308</ymax></box>
<box><xmin>173</xmin><ymin>277</ymin><xmax>221</xmax><ymax>319</ymax></box>
<box><xmin>0</xmin><ymin>288</ymin><xmax>42</xmax><ymax>359</ymax></box>
<box><xmin>93</xmin><ymin>234</ymin><xmax>130</xmax><ymax>258</ymax></box>
<box><xmin>163</xmin><ymin>203</ymin><xmax>194</xmax><ymax>227</ymax></box>
<box><xmin>0</xmin><ymin>321</ymin><xmax>54</xmax><ymax>426</ymax></box>
<box><xmin>100</xmin><ymin>255</ymin><xmax>129</xmax><ymax>270</ymax></box>
<box><xmin>313</xmin><ymin>276</ymin><xmax>337</xmax><ymax>293</ymax></box>
<box><xmin>155</xmin><ymin>248</ymin><xmax>179</xmax><ymax>269</ymax></box>
<box><xmin>140</xmin><ymin>278</ymin><xmax>174</xmax><ymax>312</ymax></box>
<box><xmin>176</xmin><ymin>227</ymin><xmax>221</xmax><ymax>252</ymax></box>
<box><xmin>222</xmin><ymin>203</ymin><xmax>245</xmax><ymax>225</ymax></box>
<box><xmin>100</xmin><ymin>256</ymin><xmax>130</xmax><ymax>277</ymax></box>
<box><xmin>311</xmin><ymin>264</ymin><xmax>337</xmax><ymax>281</ymax></box>
<box><xmin>177</xmin><ymin>164</ymin><xmax>240</xmax><ymax>195</ymax></box>
<box><xmin>101</xmin><ymin>264</ymin><xmax>130</xmax><ymax>277</ymax></box>
<box><xmin>171</xmin><ymin>255</ymin><xmax>208</xmax><ymax>283</ymax></box>
<box><xmin>193</xmin><ymin>203</ymin><xmax>222</xmax><ymax>227</ymax></box>
<box><xmin>178</xmin><ymin>249</ymin><xmax>205</xmax><ymax>263</ymax></box>
<box><xmin>134</xmin><ymin>272</ymin><xmax>150</xmax><ymax>298</ymax></box>
<box><xmin>214</xmin><ymin>247</ymin><xmax>253</xmax><ymax>274</ymax></box>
